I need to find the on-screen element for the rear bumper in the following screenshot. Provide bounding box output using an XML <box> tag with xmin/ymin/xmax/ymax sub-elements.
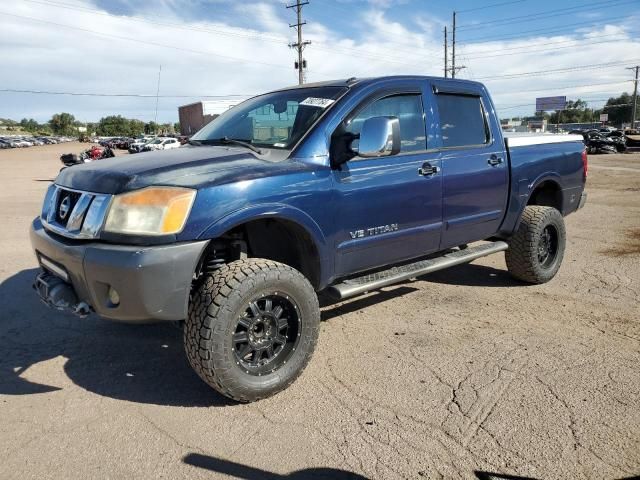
<box><xmin>577</xmin><ymin>192</ymin><xmax>587</xmax><ymax>210</ymax></box>
<box><xmin>30</xmin><ymin>218</ymin><xmax>208</xmax><ymax>323</ymax></box>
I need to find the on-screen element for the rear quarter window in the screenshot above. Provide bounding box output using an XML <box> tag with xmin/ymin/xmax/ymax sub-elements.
<box><xmin>436</xmin><ymin>94</ymin><xmax>490</xmax><ymax>148</ymax></box>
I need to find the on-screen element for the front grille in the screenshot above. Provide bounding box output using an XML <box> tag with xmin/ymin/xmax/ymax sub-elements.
<box><xmin>54</xmin><ymin>189</ymin><xmax>82</xmax><ymax>227</ymax></box>
<box><xmin>41</xmin><ymin>185</ymin><xmax>112</xmax><ymax>239</ymax></box>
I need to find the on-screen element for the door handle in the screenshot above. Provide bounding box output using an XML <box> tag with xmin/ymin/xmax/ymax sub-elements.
<box><xmin>488</xmin><ymin>155</ymin><xmax>504</xmax><ymax>167</ymax></box>
<box><xmin>418</xmin><ymin>162</ymin><xmax>440</xmax><ymax>176</ymax></box>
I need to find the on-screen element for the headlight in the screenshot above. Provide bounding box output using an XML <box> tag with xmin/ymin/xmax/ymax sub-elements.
<box><xmin>104</xmin><ymin>187</ymin><xmax>196</xmax><ymax>235</ymax></box>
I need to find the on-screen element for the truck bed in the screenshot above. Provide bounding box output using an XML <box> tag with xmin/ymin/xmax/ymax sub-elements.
<box><xmin>503</xmin><ymin>133</ymin><xmax>584</xmax><ymax>147</ymax></box>
<box><xmin>498</xmin><ymin>133</ymin><xmax>586</xmax><ymax>237</ymax></box>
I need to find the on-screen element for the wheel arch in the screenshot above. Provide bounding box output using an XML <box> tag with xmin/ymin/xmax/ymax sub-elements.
<box><xmin>197</xmin><ymin>204</ymin><xmax>328</xmax><ymax>290</ymax></box>
<box><xmin>526</xmin><ymin>176</ymin><xmax>563</xmax><ymax>212</ymax></box>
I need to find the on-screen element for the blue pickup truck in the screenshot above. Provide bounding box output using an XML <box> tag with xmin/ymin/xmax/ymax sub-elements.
<box><xmin>30</xmin><ymin>76</ymin><xmax>587</xmax><ymax>402</ymax></box>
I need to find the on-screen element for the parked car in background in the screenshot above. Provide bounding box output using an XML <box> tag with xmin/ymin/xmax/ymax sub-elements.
<box><xmin>115</xmin><ymin>138</ymin><xmax>135</xmax><ymax>149</ymax></box>
<box><xmin>0</xmin><ymin>139</ymin><xmax>10</xmax><ymax>149</ymax></box>
<box><xmin>606</xmin><ymin>130</ymin><xmax>627</xmax><ymax>152</ymax></box>
<box><xmin>572</xmin><ymin>129</ymin><xmax>620</xmax><ymax>154</ymax></box>
<box><xmin>141</xmin><ymin>137</ymin><xmax>181</xmax><ymax>151</ymax></box>
<box><xmin>128</xmin><ymin>137</ymin><xmax>153</xmax><ymax>153</ymax></box>
<box><xmin>14</xmin><ymin>138</ymin><xmax>33</xmax><ymax>148</ymax></box>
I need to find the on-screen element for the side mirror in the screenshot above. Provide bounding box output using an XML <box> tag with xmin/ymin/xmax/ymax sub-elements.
<box><xmin>353</xmin><ymin>116</ymin><xmax>401</xmax><ymax>158</ymax></box>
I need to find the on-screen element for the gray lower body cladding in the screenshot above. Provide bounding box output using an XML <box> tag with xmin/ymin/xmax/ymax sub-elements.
<box><xmin>29</xmin><ymin>218</ymin><xmax>208</xmax><ymax>323</ymax></box>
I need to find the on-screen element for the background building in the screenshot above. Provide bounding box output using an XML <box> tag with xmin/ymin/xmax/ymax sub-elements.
<box><xmin>178</xmin><ymin>98</ymin><xmax>248</xmax><ymax>135</ymax></box>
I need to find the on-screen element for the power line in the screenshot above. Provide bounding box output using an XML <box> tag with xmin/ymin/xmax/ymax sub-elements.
<box><xmin>457</xmin><ymin>0</ymin><xmax>525</xmax><ymax>13</ymax></box>
<box><xmin>0</xmin><ymin>11</ymin><xmax>292</xmax><ymax>70</ymax></box>
<box><xmin>458</xmin><ymin>15</ymin><xmax>632</xmax><ymax>43</ymax></box>
<box><xmin>460</xmin><ymin>31</ymin><xmax>636</xmax><ymax>56</ymax></box>
<box><xmin>492</xmin><ymin>80</ymin><xmax>634</xmax><ymax>94</ymax></box>
<box><xmin>496</xmin><ymin>99</ymin><xmax>636</xmax><ymax>111</ymax></box>
<box><xmin>476</xmin><ymin>59</ymin><xmax>640</xmax><ymax>80</ymax></box>
<box><xmin>461</xmin><ymin>35</ymin><xmax>637</xmax><ymax>61</ymax></box>
<box><xmin>18</xmin><ymin>0</ymin><xmax>286</xmax><ymax>44</ymax></box>
<box><xmin>16</xmin><ymin>0</ymin><xmax>441</xmax><ymax>71</ymax></box>
<box><xmin>0</xmin><ymin>89</ymin><xmax>253</xmax><ymax>98</ymax></box>
<box><xmin>2</xmin><ymin>80</ymin><xmax>631</xmax><ymax>100</ymax></box>
<box><xmin>457</xmin><ymin>0</ymin><xmax>634</xmax><ymax>31</ymax></box>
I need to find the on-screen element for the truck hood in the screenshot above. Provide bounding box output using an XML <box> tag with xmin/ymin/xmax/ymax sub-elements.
<box><xmin>56</xmin><ymin>146</ymin><xmax>309</xmax><ymax>194</ymax></box>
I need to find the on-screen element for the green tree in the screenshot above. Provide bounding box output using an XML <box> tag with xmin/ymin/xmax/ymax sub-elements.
<box><xmin>548</xmin><ymin>99</ymin><xmax>595</xmax><ymax>124</ymax></box>
<box><xmin>20</xmin><ymin>118</ymin><xmax>40</xmax><ymax>132</ymax></box>
<box><xmin>129</xmin><ymin>119</ymin><xmax>145</xmax><ymax>137</ymax></box>
<box><xmin>174</xmin><ymin>122</ymin><xmax>180</xmax><ymax>133</ymax></box>
<box><xmin>96</xmin><ymin>116</ymin><xmax>127</xmax><ymax>136</ymax></box>
<box><xmin>49</xmin><ymin>112</ymin><xmax>76</xmax><ymax>135</ymax></box>
<box><xmin>599</xmin><ymin>92</ymin><xmax>638</xmax><ymax>127</ymax></box>
<box><xmin>0</xmin><ymin>118</ymin><xmax>19</xmax><ymax>127</ymax></box>
<box><xmin>144</xmin><ymin>121</ymin><xmax>159</xmax><ymax>134</ymax></box>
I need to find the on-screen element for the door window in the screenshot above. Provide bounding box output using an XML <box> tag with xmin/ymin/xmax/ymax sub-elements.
<box><xmin>436</xmin><ymin>94</ymin><xmax>490</xmax><ymax>148</ymax></box>
<box><xmin>346</xmin><ymin>94</ymin><xmax>426</xmax><ymax>153</ymax></box>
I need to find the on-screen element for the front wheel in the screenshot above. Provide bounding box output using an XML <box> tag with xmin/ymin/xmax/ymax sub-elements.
<box><xmin>184</xmin><ymin>258</ymin><xmax>320</xmax><ymax>402</ymax></box>
<box><xmin>505</xmin><ymin>205</ymin><xmax>566</xmax><ymax>284</ymax></box>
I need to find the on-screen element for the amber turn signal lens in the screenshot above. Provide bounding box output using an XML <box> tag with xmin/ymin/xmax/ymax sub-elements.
<box><xmin>104</xmin><ymin>187</ymin><xmax>197</xmax><ymax>236</ymax></box>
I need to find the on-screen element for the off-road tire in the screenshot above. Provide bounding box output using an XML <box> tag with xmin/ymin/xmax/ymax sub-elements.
<box><xmin>184</xmin><ymin>258</ymin><xmax>320</xmax><ymax>402</ymax></box>
<box><xmin>505</xmin><ymin>205</ymin><xmax>566</xmax><ymax>284</ymax></box>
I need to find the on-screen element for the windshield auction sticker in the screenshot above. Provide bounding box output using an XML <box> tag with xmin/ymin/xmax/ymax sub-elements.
<box><xmin>300</xmin><ymin>97</ymin><xmax>335</xmax><ymax>108</ymax></box>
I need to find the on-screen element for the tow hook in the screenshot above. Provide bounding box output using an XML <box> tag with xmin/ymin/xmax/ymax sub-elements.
<box><xmin>33</xmin><ymin>272</ymin><xmax>92</xmax><ymax>318</ymax></box>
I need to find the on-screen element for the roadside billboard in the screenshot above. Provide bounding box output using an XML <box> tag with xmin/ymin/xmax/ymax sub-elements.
<box><xmin>536</xmin><ymin>96</ymin><xmax>567</xmax><ymax>112</ymax></box>
<box><xmin>600</xmin><ymin>113</ymin><xmax>609</xmax><ymax>122</ymax></box>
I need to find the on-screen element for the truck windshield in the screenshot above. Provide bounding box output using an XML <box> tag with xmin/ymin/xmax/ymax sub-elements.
<box><xmin>191</xmin><ymin>86</ymin><xmax>347</xmax><ymax>150</ymax></box>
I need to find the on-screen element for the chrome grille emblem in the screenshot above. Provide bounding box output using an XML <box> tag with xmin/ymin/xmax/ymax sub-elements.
<box><xmin>59</xmin><ymin>196</ymin><xmax>71</xmax><ymax>220</ymax></box>
<box><xmin>42</xmin><ymin>185</ymin><xmax>111</xmax><ymax>239</ymax></box>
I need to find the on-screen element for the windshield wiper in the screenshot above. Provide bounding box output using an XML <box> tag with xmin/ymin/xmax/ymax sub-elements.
<box><xmin>194</xmin><ymin>137</ymin><xmax>262</xmax><ymax>154</ymax></box>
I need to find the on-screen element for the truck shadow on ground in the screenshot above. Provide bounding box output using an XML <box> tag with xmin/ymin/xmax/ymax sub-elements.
<box><xmin>423</xmin><ymin>263</ymin><xmax>524</xmax><ymax>288</ymax></box>
<box><xmin>0</xmin><ymin>264</ymin><xmax>519</xmax><ymax>408</ymax></box>
<box><xmin>183</xmin><ymin>453</ymin><xmax>368</xmax><ymax>479</ymax></box>
<box><xmin>0</xmin><ymin>268</ymin><xmax>233</xmax><ymax>407</ymax></box>
<box><xmin>184</xmin><ymin>455</ymin><xmax>613</xmax><ymax>480</ymax></box>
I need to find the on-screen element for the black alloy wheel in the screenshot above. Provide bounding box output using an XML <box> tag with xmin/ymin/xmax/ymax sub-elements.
<box><xmin>232</xmin><ymin>294</ymin><xmax>301</xmax><ymax>376</ymax></box>
<box><xmin>537</xmin><ymin>225</ymin><xmax>559</xmax><ymax>268</ymax></box>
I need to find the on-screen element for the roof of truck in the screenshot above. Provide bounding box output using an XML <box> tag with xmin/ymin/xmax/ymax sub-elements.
<box><xmin>273</xmin><ymin>75</ymin><xmax>484</xmax><ymax>92</ymax></box>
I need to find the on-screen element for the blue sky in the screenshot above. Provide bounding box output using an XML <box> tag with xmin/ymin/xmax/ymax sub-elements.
<box><xmin>1</xmin><ymin>0</ymin><xmax>639</xmax><ymax>123</ymax></box>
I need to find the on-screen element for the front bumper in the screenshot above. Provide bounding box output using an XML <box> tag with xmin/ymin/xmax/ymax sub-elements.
<box><xmin>30</xmin><ymin>218</ymin><xmax>208</xmax><ymax>323</ymax></box>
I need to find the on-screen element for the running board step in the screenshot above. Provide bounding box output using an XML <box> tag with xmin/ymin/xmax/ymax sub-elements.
<box><xmin>328</xmin><ymin>241</ymin><xmax>509</xmax><ymax>300</ymax></box>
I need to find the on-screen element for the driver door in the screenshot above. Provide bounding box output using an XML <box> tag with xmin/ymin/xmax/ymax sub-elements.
<box><xmin>332</xmin><ymin>88</ymin><xmax>443</xmax><ymax>277</ymax></box>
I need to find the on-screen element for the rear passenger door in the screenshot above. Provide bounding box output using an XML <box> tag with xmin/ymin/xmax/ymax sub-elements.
<box><xmin>434</xmin><ymin>89</ymin><xmax>508</xmax><ymax>249</ymax></box>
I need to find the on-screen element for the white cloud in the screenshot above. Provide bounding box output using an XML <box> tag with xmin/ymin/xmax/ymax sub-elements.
<box><xmin>0</xmin><ymin>0</ymin><xmax>638</xmax><ymax>122</ymax></box>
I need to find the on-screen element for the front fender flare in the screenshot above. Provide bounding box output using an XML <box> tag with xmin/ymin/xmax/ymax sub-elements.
<box><xmin>197</xmin><ymin>203</ymin><xmax>331</xmax><ymax>284</ymax></box>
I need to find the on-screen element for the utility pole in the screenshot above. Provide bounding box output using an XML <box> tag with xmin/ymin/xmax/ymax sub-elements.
<box><xmin>452</xmin><ymin>11</ymin><xmax>456</xmax><ymax>78</ymax></box>
<box><xmin>444</xmin><ymin>26</ymin><xmax>448</xmax><ymax>78</ymax></box>
<box><xmin>450</xmin><ymin>11</ymin><xmax>465</xmax><ymax>79</ymax></box>
<box><xmin>628</xmin><ymin>66</ymin><xmax>639</xmax><ymax>128</ymax></box>
<box><xmin>287</xmin><ymin>1</ymin><xmax>311</xmax><ymax>85</ymax></box>
<box><xmin>154</xmin><ymin>64</ymin><xmax>162</xmax><ymax>130</ymax></box>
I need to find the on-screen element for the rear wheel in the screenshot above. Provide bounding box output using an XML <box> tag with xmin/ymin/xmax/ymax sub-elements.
<box><xmin>184</xmin><ymin>258</ymin><xmax>320</xmax><ymax>402</ymax></box>
<box><xmin>505</xmin><ymin>205</ymin><xmax>566</xmax><ymax>284</ymax></box>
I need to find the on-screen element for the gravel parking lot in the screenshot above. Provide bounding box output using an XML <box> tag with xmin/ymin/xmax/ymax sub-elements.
<box><xmin>0</xmin><ymin>142</ymin><xmax>638</xmax><ymax>479</ymax></box>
